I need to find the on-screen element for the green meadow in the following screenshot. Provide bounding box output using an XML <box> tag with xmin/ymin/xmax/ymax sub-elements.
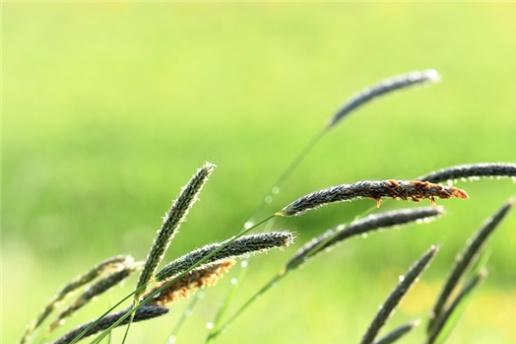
<box><xmin>2</xmin><ymin>3</ymin><xmax>516</xmax><ymax>344</ymax></box>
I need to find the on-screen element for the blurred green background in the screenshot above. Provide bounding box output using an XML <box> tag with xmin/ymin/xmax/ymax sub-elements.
<box><xmin>2</xmin><ymin>3</ymin><xmax>516</xmax><ymax>344</ymax></box>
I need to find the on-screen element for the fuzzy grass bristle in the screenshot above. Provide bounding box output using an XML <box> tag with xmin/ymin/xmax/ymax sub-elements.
<box><xmin>279</xmin><ymin>180</ymin><xmax>466</xmax><ymax>216</ymax></box>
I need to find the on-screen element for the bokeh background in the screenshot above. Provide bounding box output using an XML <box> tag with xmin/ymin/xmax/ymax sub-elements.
<box><xmin>2</xmin><ymin>3</ymin><xmax>516</xmax><ymax>344</ymax></box>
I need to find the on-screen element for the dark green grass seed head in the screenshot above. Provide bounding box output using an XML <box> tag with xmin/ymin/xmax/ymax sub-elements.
<box><xmin>279</xmin><ymin>180</ymin><xmax>467</xmax><ymax>217</ymax></box>
<box><xmin>19</xmin><ymin>255</ymin><xmax>133</xmax><ymax>344</ymax></box>
<box><xmin>427</xmin><ymin>270</ymin><xmax>487</xmax><ymax>344</ymax></box>
<box><xmin>155</xmin><ymin>232</ymin><xmax>294</xmax><ymax>281</ymax></box>
<box><xmin>135</xmin><ymin>162</ymin><xmax>215</xmax><ymax>300</ymax></box>
<box><xmin>328</xmin><ymin>69</ymin><xmax>439</xmax><ymax>128</ymax></box>
<box><xmin>360</xmin><ymin>245</ymin><xmax>438</xmax><ymax>344</ymax></box>
<box><xmin>372</xmin><ymin>320</ymin><xmax>420</xmax><ymax>344</ymax></box>
<box><xmin>287</xmin><ymin>207</ymin><xmax>443</xmax><ymax>271</ymax></box>
<box><xmin>428</xmin><ymin>198</ymin><xmax>513</xmax><ymax>331</ymax></box>
<box><xmin>420</xmin><ymin>162</ymin><xmax>516</xmax><ymax>184</ymax></box>
<box><xmin>51</xmin><ymin>305</ymin><xmax>169</xmax><ymax>344</ymax></box>
<box><xmin>50</xmin><ymin>261</ymin><xmax>143</xmax><ymax>331</ymax></box>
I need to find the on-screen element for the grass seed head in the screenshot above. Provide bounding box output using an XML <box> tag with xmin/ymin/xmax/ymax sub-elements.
<box><xmin>155</xmin><ymin>232</ymin><xmax>294</xmax><ymax>281</ymax></box>
<box><xmin>360</xmin><ymin>245</ymin><xmax>438</xmax><ymax>344</ymax></box>
<box><xmin>420</xmin><ymin>162</ymin><xmax>516</xmax><ymax>184</ymax></box>
<box><xmin>51</xmin><ymin>305</ymin><xmax>169</xmax><ymax>344</ymax></box>
<box><xmin>428</xmin><ymin>199</ymin><xmax>513</xmax><ymax>331</ymax></box>
<box><xmin>149</xmin><ymin>259</ymin><xmax>236</xmax><ymax>306</ymax></box>
<box><xmin>135</xmin><ymin>162</ymin><xmax>215</xmax><ymax>300</ymax></box>
<box><xmin>19</xmin><ymin>255</ymin><xmax>132</xmax><ymax>344</ymax></box>
<box><xmin>279</xmin><ymin>180</ymin><xmax>466</xmax><ymax>216</ymax></box>
<box><xmin>328</xmin><ymin>69</ymin><xmax>440</xmax><ymax>128</ymax></box>
<box><xmin>286</xmin><ymin>207</ymin><xmax>443</xmax><ymax>270</ymax></box>
<box><xmin>50</xmin><ymin>260</ymin><xmax>143</xmax><ymax>331</ymax></box>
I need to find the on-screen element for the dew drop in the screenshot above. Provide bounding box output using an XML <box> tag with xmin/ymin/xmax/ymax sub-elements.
<box><xmin>264</xmin><ymin>196</ymin><xmax>273</xmax><ymax>204</ymax></box>
<box><xmin>398</xmin><ymin>275</ymin><xmax>405</xmax><ymax>282</ymax></box>
<box><xmin>240</xmin><ymin>260</ymin><xmax>248</xmax><ymax>268</ymax></box>
<box><xmin>206</xmin><ymin>322</ymin><xmax>214</xmax><ymax>330</ymax></box>
<box><xmin>272</xmin><ymin>187</ymin><xmax>280</xmax><ymax>195</ymax></box>
<box><xmin>361</xmin><ymin>233</ymin><xmax>369</xmax><ymax>239</ymax></box>
<box><xmin>167</xmin><ymin>336</ymin><xmax>176</xmax><ymax>344</ymax></box>
<box><xmin>244</xmin><ymin>221</ymin><xmax>254</xmax><ymax>230</ymax></box>
<box><xmin>231</xmin><ymin>278</ymin><xmax>238</xmax><ymax>285</ymax></box>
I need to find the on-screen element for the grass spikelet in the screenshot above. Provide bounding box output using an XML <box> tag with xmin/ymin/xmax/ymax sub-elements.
<box><xmin>279</xmin><ymin>180</ymin><xmax>467</xmax><ymax>216</ymax></box>
<box><xmin>360</xmin><ymin>245</ymin><xmax>438</xmax><ymax>344</ymax></box>
<box><xmin>287</xmin><ymin>207</ymin><xmax>443</xmax><ymax>270</ymax></box>
<box><xmin>420</xmin><ymin>162</ymin><xmax>516</xmax><ymax>184</ymax></box>
<box><xmin>155</xmin><ymin>232</ymin><xmax>294</xmax><ymax>281</ymax></box>
<box><xmin>427</xmin><ymin>269</ymin><xmax>487</xmax><ymax>344</ymax></box>
<box><xmin>19</xmin><ymin>255</ymin><xmax>132</xmax><ymax>344</ymax></box>
<box><xmin>135</xmin><ymin>162</ymin><xmax>215</xmax><ymax>300</ymax></box>
<box><xmin>148</xmin><ymin>259</ymin><xmax>236</xmax><ymax>306</ymax></box>
<box><xmin>328</xmin><ymin>69</ymin><xmax>440</xmax><ymax>128</ymax></box>
<box><xmin>50</xmin><ymin>261</ymin><xmax>143</xmax><ymax>331</ymax></box>
<box><xmin>373</xmin><ymin>319</ymin><xmax>420</xmax><ymax>344</ymax></box>
<box><xmin>50</xmin><ymin>305</ymin><xmax>169</xmax><ymax>344</ymax></box>
<box><xmin>427</xmin><ymin>198</ymin><xmax>513</xmax><ymax>332</ymax></box>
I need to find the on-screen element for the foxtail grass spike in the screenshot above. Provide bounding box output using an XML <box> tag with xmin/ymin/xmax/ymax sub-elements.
<box><xmin>427</xmin><ymin>270</ymin><xmax>487</xmax><ymax>344</ymax></box>
<box><xmin>287</xmin><ymin>207</ymin><xmax>443</xmax><ymax>270</ymax></box>
<box><xmin>279</xmin><ymin>180</ymin><xmax>467</xmax><ymax>216</ymax></box>
<box><xmin>420</xmin><ymin>162</ymin><xmax>516</xmax><ymax>184</ymax></box>
<box><xmin>156</xmin><ymin>232</ymin><xmax>293</xmax><ymax>281</ymax></box>
<box><xmin>328</xmin><ymin>69</ymin><xmax>440</xmax><ymax>128</ymax></box>
<box><xmin>50</xmin><ymin>305</ymin><xmax>169</xmax><ymax>344</ymax></box>
<box><xmin>428</xmin><ymin>199</ymin><xmax>513</xmax><ymax>332</ymax></box>
<box><xmin>360</xmin><ymin>245</ymin><xmax>439</xmax><ymax>344</ymax></box>
<box><xmin>50</xmin><ymin>260</ymin><xmax>143</xmax><ymax>331</ymax></box>
<box><xmin>135</xmin><ymin>162</ymin><xmax>215</xmax><ymax>301</ymax></box>
<box><xmin>373</xmin><ymin>319</ymin><xmax>420</xmax><ymax>344</ymax></box>
<box><xmin>19</xmin><ymin>255</ymin><xmax>132</xmax><ymax>344</ymax></box>
<box><xmin>148</xmin><ymin>260</ymin><xmax>235</xmax><ymax>306</ymax></box>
